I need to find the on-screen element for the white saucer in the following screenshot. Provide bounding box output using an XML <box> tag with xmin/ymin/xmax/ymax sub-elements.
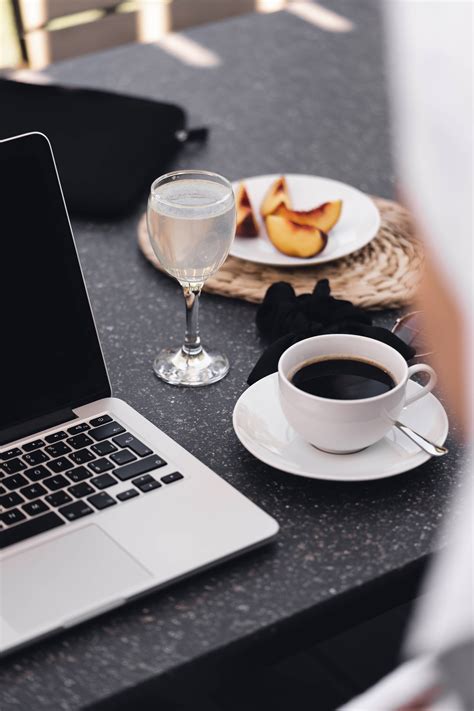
<box><xmin>232</xmin><ymin>374</ymin><xmax>449</xmax><ymax>482</ymax></box>
<box><xmin>230</xmin><ymin>174</ymin><xmax>380</xmax><ymax>267</ymax></box>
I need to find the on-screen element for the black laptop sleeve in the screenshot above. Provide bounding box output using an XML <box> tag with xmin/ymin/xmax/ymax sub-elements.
<box><xmin>0</xmin><ymin>78</ymin><xmax>207</xmax><ymax>219</ymax></box>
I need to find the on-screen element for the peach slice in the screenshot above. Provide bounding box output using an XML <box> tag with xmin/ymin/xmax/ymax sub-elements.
<box><xmin>265</xmin><ymin>215</ymin><xmax>328</xmax><ymax>258</ymax></box>
<box><xmin>236</xmin><ymin>183</ymin><xmax>259</xmax><ymax>237</ymax></box>
<box><xmin>274</xmin><ymin>199</ymin><xmax>342</xmax><ymax>233</ymax></box>
<box><xmin>260</xmin><ymin>176</ymin><xmax>291</xmax><ymax>217</ymax></box>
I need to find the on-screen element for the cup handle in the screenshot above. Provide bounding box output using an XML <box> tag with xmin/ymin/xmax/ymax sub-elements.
<box><xmin>404</xmin><ymin>364</ymin><xmax>437</xmax><ymax>407</ymax></box>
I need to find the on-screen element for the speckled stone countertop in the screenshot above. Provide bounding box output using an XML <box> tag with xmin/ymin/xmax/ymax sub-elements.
<box><xmin>0</xmin><ymin>3</ymin><xmax>468</xmax><ymax>709</ymax></box>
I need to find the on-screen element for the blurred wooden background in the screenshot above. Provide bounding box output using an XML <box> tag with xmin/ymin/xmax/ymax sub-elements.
<box><xmin>1</xmin><ymin>0</ymin><xmax>280</xmax><ymax>69</ymax></box>
<box><xmin>1</xmin><ymin>1</ymin><xmax>352</xmax><ymax>70</ymax></box>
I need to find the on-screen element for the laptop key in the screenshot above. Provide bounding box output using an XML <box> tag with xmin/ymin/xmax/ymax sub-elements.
<box><xmin>91</xmin><ymin>473</ymin><xmax>117</xmax><ymax>490</ymax></box>
<box><xmin>0</xmin><ymin>512</ymin><xmax>64</xmax><ymax>549</ymax></box>
<box><xmin>1</xmin><ymin>508</ymin><xmax>26</xmax><ymax>526</ymax></box>
<box><xmin>0</xmin><ymin>448</ymin><xmax>22</xmax><ymax>461</ymax></box>
<box><xmin>45</xmin><ymin>442</ymin><xmax>71</xmax><ymax>458</ymax></box>
<box><xmin>87</xmin><ymin>492</ymin><xmax>116</xmax><ymax>511</ymax></box>
<box><xmin>161</xmin><ymin>472</ymin><xmax>184</xmax><ymax>485</ymax></box>
<box><xmin>1</xmin><ymin>457</ymin><xmax>27</xmax><ymax>475</ymax></box>
<box><xmin>45</xmin><ymin>430</ymin><xmax>67</xmax><ymax>443</ymax></box>
<box><xmin>70</xmin><ymin>448</ymin><xmax>95</xmax><ymax>465</ymax></box>
<box><xmin>23</xmin><ymin>450</ymin><xmax>49</xmax><ymax>466</ymax></box>
<box><xmin>67</xmin><ymin>433</ymin><xmax>93</xmax><ymax>450</ymax></box>
<box><xmin>90</xmin><ymin>421</ymin><xmax>125</xmax><ymax>441</ymax></box>
<box><xmin>47</xmin><ymin>456</ymin><xmax>72</xmax><ymax>473</ymax></box>
<box><xmin>25</xmin><ymin>465</ymin><xmax>50</xmax><ymax>482</ymax></box>
<box><xmin>115</xmin><ymin>455</ymin><xmax>166</xmax><ymax>482</ymax></box>
<box><xmin>88</xmin><ymin>458</ymin><xmax>114</xmax><ymax>474</ymax></box>
<box><xmin>68</xmin><ymin>482</ymin><xmax>95</xmax><ymax>498</ymax></box>
<box><xmin>0</xmin><ymin>485</ymin><xmax>6</xmax><ymax>496</ymax></box>
<box><xmin>112</xmin><ymin>433</ymin><xmax>153</xmax><ymax>458</ymax></box>
<box><xmin>20</xmin><ymin>483</ymin><xmax>47</xmax><ymax>500</ymax></box>
<box><xmin>58</xmin><ymin>501</ymin><xmax>93</xmax><ymax>522</ymax></box>
<box><xmin>91</xmin><ymin>441</ymin><xmax>117</xmax><ymax>456</ymax></box>
<box><xmin>22</xmin><ymin>439</ymin><xmax>45</xmax><ymax>452</ymax></box>
<box><xmin>0</xmin><ymin>492</ymin><xmax>24</xmax><ymax>509</ymax></box>
<box><xmin>23</xmin><ymin>499</ymin><xmax>49</xmax><ymax>517</ymax></box>
<box><xmin>89</xmin><ymin>415</ymin><xmax>112</xmax><ymax>427</ymax></box>
<box><xmin>44</xmin><ymin>474</ymin><xmax>69</xmax><ymax>491</ymax></box>
<box><xmin>66</xmin><ymin>466</ymin><xmax>92</xmax><ymax>483</ymax></box>
<box><xmin>46</xmin><ymin>491</ymin><xmax>72</xmax><ymax>508</ymax></box>
<box><xmin>67</xmin><ymin>423</ymin><xmax>90</xmax><ymax>435</ymax></box>
<box><xmin>0</xmin><ymin>511</ymin><xmax>64</xmax><ymax>549</ymax></box>
<box><xmin>117</xmin><ymin>489</ymin><xmax>139</xmax><ymax>502</ymax></box>
<box><xmin>110</xmin><ymin>449</ymin><xmax>136</xmax><ymax>466</ymax></box>
<box><xmin>4</xmin><ymin>473</ymin><xmax>29</xmax><ymax>490</ymax></box>
<box><xmin>132</xmin><ymin>475</ymin><xmax>161</xmax><ymax>493</ymax></box>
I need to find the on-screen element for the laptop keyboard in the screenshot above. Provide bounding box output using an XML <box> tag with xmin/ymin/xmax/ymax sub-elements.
<box><xmin>0</xmin><ymin>414</ymin><xmax>183</xmax><ymax>550</ymax></box>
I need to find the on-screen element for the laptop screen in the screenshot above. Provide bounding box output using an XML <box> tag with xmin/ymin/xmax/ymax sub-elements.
<box><xmin>0</xmin><ymin>133</ymin><xmax>110</xmax><ymax>434</ymax></box>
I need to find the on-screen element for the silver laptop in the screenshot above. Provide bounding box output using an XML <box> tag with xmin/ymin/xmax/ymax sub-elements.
<box><xmin>0</xmin><ymin>132</ymin><xmax>278</xmax><ymax>655</ymax></box>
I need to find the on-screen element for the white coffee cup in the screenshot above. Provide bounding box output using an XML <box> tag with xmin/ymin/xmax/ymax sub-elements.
<box><xmin>278</xmin><ymin>334</ymin><xmax>437</xmax><ymax>453</ymax></box>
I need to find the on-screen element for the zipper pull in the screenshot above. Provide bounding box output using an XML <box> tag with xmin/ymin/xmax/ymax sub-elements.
<box><xmin>175</xmin><ymin>127</ymin><xmax>209</xmax><ymax>143</ymax></box>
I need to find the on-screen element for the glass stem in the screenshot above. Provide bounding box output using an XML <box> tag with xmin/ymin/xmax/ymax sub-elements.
<box><xmin>182</xmin><ymin>284</ymin><xmax>203</xmax><ymax>356</ymax></box>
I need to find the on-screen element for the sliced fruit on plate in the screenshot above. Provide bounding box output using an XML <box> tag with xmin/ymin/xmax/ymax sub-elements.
<box><xmin>260</xmin><ymin>176</ymin><xmax>291</xmax><ymax>217</ymax></box>
<box><xmin>235</xmin><ymin>183</ymin><xmax>259</xmax><ymax>237</ymax></box>
<box><xmin>274</xmin><ymin>199</ymin><xmax>342</xmax><ymax>233</ymax></box>
<box><xmin>265</xmin><ymin>215</ymin><xmax>328</xmax><ymax>258</ymax></box>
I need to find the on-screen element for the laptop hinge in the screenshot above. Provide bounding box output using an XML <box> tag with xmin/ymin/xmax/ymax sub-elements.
<box><xmin>0</xmin><ymin>408</ymin><xmax>78</xmax><ymax>447</ymax></box>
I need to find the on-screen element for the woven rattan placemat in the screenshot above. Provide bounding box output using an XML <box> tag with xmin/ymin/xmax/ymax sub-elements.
<box><xmin>138</xmin><ymin>196</ymin><xmax>423</xmax><ymax>309</ymax></box>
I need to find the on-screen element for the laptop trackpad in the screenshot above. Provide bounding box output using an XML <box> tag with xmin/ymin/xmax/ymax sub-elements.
<box><xmin>1</xmin><ymin>525</ymin><xmax>152</xmax><ymax>633</ymax></box>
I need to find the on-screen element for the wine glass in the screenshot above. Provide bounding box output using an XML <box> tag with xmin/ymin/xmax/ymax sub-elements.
<box><xmin>147</xmin><ymin>170</ymin><xmax>236</xmax><ymax>386</ymax></box>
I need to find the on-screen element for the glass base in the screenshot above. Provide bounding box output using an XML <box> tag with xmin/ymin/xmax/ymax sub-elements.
<box><xmin>153</xmin><ymin>346</ymin><xmax>229</xmax><ymax>387</ymax></box>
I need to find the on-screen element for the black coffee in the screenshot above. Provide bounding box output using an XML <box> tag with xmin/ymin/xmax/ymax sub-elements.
<box><xmin>291</xmin><ymin>357</ymin><xmax>396</xmax><ymax>400</ymax></box>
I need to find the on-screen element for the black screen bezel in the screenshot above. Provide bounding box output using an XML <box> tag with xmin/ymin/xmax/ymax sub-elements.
<box><xmin>0</xmin><ymin>132</ymin><xmax>111</xmax><ymax>434</ymax></box>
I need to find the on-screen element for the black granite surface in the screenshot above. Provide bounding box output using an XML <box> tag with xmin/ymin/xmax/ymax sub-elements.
<box><xmin>0</xmin><ymin>4</ymin><xmax>468</xmax><ymax>709</ymax></box>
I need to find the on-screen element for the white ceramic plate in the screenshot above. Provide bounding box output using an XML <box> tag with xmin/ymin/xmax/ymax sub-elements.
<box><xmin>230</xmin><ymin>174</ymin><xmax>381</xmax><ymax>267</ymax></box>
<box><xmin>232</xmin><ymin>374</ymin><xmax>449</xmax><ymax>482</ymax></box>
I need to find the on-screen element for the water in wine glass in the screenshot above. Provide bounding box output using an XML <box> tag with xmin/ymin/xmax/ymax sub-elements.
<box><xmin>148</xmin><ymin>178</ymin><xmax>235</xmax><ymax>285</ymax></box>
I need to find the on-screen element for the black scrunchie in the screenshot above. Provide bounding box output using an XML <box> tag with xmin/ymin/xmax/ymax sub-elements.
<box><xmin>248</xmin><ymin>280</ymin><xmax>415</xmax><ymax>385</ymax></box>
